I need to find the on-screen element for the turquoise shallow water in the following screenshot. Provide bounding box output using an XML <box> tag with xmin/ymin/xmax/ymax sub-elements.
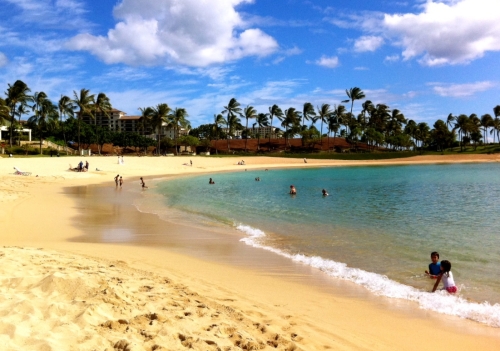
<box><xmin>139</xmin><ymin>163</ymin><xmax>500</xmax><ymax>326</ymax></box>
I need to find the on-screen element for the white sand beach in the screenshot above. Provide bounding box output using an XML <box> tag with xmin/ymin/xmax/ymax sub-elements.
<box><xmin>1</xmin><ymin>154</ymin><xmax>500</xmax><ymax>350</ymax></box>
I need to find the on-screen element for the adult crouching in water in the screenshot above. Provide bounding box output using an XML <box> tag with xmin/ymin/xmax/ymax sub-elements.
<box><xmin>290</xmin><ymin>185</ymin><xmax>297</xmax><ymax>195</ymax></box>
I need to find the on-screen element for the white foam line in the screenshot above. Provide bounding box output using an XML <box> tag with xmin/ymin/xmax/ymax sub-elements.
<box><xmin>236</xmin><ymin>224</ymin><xmax>500</xmax><ymax>328</ymax></box>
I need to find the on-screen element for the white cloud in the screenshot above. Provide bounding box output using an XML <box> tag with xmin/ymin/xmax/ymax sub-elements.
<box><xmin>314</xmin><ymin>55</ymin><xmax>339</xmax><ymax>68</ymax></box>
<box><xmin>66</xmin><ymin>0</ymin><xmax>278</xmax><ymax>67</ymax></box>
<box><xmin>384</xmin><ymin>54</ymin><xmax>400</xmax><ymax>63</ymax></box>
<box><xmin>382</xmin><ymin>0</ymin><xmax>500</xmax><ymax>65</ymax></box>
<box><xmin>353</xmin><ymin>36</ymin><xmax>384</xmax><ymax>52</ymax></box>
<box><xmin>4</xmin><ymin>0</ymin><xmax>91</xmax><ymax>30</ymax></box>
<box><xmin>430</xmin><ymin>81</ymin><xmax>496</xmax><ymax>97</ymax></box>
<box><xmin>0</xmin><ymin>52</ymin><xmax>8</xmax><ymax>67</ymax></box>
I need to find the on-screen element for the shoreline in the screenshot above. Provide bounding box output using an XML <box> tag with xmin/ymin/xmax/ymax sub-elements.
<box><xmin>2</xmin><ymin>155</ymin><xmax>500</xmax><ymax>350</ymax></box>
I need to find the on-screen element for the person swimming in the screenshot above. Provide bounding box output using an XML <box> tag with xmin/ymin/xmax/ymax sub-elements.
<box><xmin>322</xmin><ymin>189</ymin><xmax>329</xmax><ymax>196</ymax></box>
<box><xmin>209</xmin><ymin>177</ymin><xmax>215</xmax><ymax>184</ymax></box>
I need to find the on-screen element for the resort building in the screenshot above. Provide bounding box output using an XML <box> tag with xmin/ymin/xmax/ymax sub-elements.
<box><xmin>79</xmin><ymin>109</ymin><xmax>188</xmax><ymax>138</ymax></box>
<box><xmin>0</xmin><ymin>124</ymin><xmax>32</xmax><ymax>142</ymax></box>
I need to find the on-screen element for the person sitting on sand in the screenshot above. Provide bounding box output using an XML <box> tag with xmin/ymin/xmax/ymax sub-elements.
<box><xmin>290</xmin><ymin>185</ymin><xmax>297</xmax><ymax>195</ymax></box>
<box><xmin>140</xmin><ymin>177</ymin><xmax>148</xmax><ymax>189</ymax></box>
<box><xmin>322</xmin><ymin>189</ymin><xmax>329</xmax><ymax>196</ymax></box>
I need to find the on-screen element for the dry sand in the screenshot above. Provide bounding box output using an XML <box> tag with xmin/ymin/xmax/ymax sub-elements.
<box><xmin>1</xmin><ymin>154</ymin><xmax>500</xmax><ymax>350</ymax></box>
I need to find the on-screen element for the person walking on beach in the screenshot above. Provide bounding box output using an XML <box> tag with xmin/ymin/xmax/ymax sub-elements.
<box><xmin>119</xmin><ymin>176</ymin><xmax>123</xmax><ymax>187</ymax></box>
<box><xmin>190</xmin><ymin>159</ymin><xmax>193</xmax><ymax>166</ymax></box>
<box><xmin>114</xmin><ymin>174</ymin><xmax>120</xmax><ymax>187</ymax></box>
<box><xmin>140</xmin><ymin>177</ymin><xmax>148</xmax><ymax>189</ymax></box>
<box><xmin>432</xmin><ymin>260</ymin><xmax>457</xmax><ymax>293</ymax></box>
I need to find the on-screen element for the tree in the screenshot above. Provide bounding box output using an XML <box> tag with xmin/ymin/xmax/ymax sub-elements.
<box><xmin>416</xmin><ymin>122</ymin><xmax>430</xmax><ymax>153</ymax></box>
<box><xmin>480</xmin><ymin>114</ymin><xmax>493</xmax><ymax>144</ymax></box>
<box><xmin>279</xmin><ymin>108</ymin><xmax>301</xmax><ymax>150</ymax></box>
<box><xmin>5</xmin><ymin>80</ymin><xmax>32</xmax><ymax>146</ymax></box>
<box><xmin>343</xmin><ymin>87</ymin><xmax>365</xmax><ymax>134</ymax></box>
<box><xmin>454</xmin><ymin>114</ymin><xmax>470</xmax><ymax>151</ymax></box>
<box><xmin>490</xmin><ymin>117</ymin><xmax>500</xmax><ymax>144</ymax></box>
<box><xmin>221</xmin><ymin>98</ymin><xmax>242</xmax><ymax>152</ymax></box>
<box><xmin>151</xmin><ymin>103</ymin><xmax>171</xmax><ymax>155</ymax></box>
<box><xmin>446</xmin><ymin>113</ymin><xmax>456</xmax><ymax>131</ymax></box>
<box><xmin>94</xmin><ymin>93</ymin><xmax>112</xmax><ymax>155</ymax></box>
<box><xmin>243</xmin><ymin>105</ymin><xmax>257</xmax><ymax>152</ymax></box>
<box><xmin>255</xmin><ymin>112</ymin><xmax>269</xmax><ymax>151</ymax></box>
<box><xmin>28</xmin><ymin>96</ymin><xmax>58</xmax><ymax>154</ymax></box>
<box><xmin>138</xmin><ymin>107</ymin><xmax>153</xmax><ymax>136</ymax></box>
<box><xmin>169</xmin><ymin>107</ymin><xmax>189</xmax><ymax>155</ymax></box>
<box><xmin>0</xmin><ymin>98</ymin><xmax>10</xmax><ymax>126</ymax></box>
<box><xmin>316</xmin><ymin>103</ymin><xmax>332</xmax><ymax>147</ymax></box>
<box><xmin>302</xmin><ymin>102</ymin><xmax>316</xmax><ymax>128</ymax></box>
<box><xmin>58</xmin><ymin>95</ymin><xmax>74</xmax><ymax>147</ymax></box>
<box><xmin>268</xmin><ymin>104</ymin><xmax>283</xmax><ymax>149</ymax></box>
<box><xmin>72</xmin><ymin>88</ymin><xmax>95</xmax><ymax>153</ymax></box>
<box><xmin>212</xmin><ymin>113</ymin><xmax>226</xmax><ymax>154</ymax></box>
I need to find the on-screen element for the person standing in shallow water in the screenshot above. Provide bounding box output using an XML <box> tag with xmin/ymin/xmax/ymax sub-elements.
<box><xmin>114</xmin><ymin>174</ymin><xmax>119</xmax><ymax>187</ymax></box>
<box><xmin>119</xmin><ymin>176</ymin><xmax>123</xmax><ymax>187</ymax></box>
<box><xmin>140</xmin><ymin>177</ymin><xmax>148</xmax><ymax>189</ymax></box>
<box><xmin>289</xmin><ymin>185</ymin><xmax>297</xmax><ymax>195</ymax></box>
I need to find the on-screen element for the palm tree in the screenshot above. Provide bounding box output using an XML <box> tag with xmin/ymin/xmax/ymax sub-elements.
<box><xmin>15</xmin><ymin>103</ymin><xmax>30</xmax><ymax>145</ymax></box>
<box><xmin>5</xmin><ymin>80</ymin><xmax>32</xmax><ymax>146</ymax></box>
<box><xmin>331</xmin><ymin>104</ymin><xmax>346</xmax><ymax>150</ymax></box>
<box><xmin>221</xmin><ymin>98</ymin><xmax>242</xmax><ymax>152</ymax></box>
<box><xmin>361</xmin><ymin>100</ymin><xmax>374</xmax><ymax>131</ymax></box>
<box><xmin>416</xmin><ymin>122</ymin><xmax>430</xmax><ymax>153</ymax></box>
<box><xmin>212</xmin><ymin>113</ymin><xmax>226</xmax><ymax>155</ymax></box>
<box><xmin>404</xmin><ymin>119</ymin><xmax>418</xmax><ymax>152</ymax></box>
<box><xmin>93</xmin><ymin>93</ymin><xmax>112</xmax><ymax>154</ymax></box>
<box><xmin>169</xmin><ymin>107</ymin><xmax>189</xmax><ymax>155</ymax></box>
<box><xmin>279</xmin><ymin>108</ymin><xmax>301</xmax><ymax>150</ymax></box>
<box><xmin>343</xmin><ymin>87</ymin><xmax>365</xmax><ymax>134</ymax></box>
<box><xmin>446</xmin><ymin>113</ymin><xmax>456</xmax><ymax>131</ymax></box>
<box><xmin>268</xmin><ymin>104</ymin><xmax>283</xmax><ymax>150</ymax></box>
<box><xmin>490</xmin><ymin>117</ymin><xmax>500</xmax><ymax>144</ymax></box>
<box><xmin>316</xmin><ymin>103</ymin><xmax>332</xmax><ymax>146</ymax></box>
<box><xmin>243</xmin><ymin>105</ymin><xmax>257</xmax><ymax>152</ymax></box>
<box><xmin>453</xmin><ymin>114</ymin><xmax>470</xmax><ymax>151</ymax></box>
<box><xmin>28</xmin><ymin>97</ymin><xmax>58</xmax><ymax>154</ymax></box>
<box><xmin>0</xmin><ymin>98</ymin><xmax>10</xmax><ymax>126</ymax></box>
<box><xmin>138</xmin><ymin>107</ymin><xmax>153</xmax><ymax>136</ymax></box>
<box><xmin>72</xmin><ymin>88</ymin><xmax>95</xmax><ymax>153</ymax></box>
<box><xmin>480</xmin><ymin>114</ymin><xmax>493</xmax><ymax>145</ymax></box>
<box><xmin>151</xmin><ymin>103</ymin><xmax>171</xmax><ymax>155</ymax></box>
<box><xmin>58</xmin><ymin>95</ymin><xmax>74</xmax><ymax>148</ymax></box>
<box><xmin>302</xmin><ymin>102</ymin><xmax>316</xmax><ymax>128</ymax></box>
<box><xmin>255</xmin><ymin>112</ymin><xmax>269</xmax><ymax>151</ymax></box>
<box><xmin>494</xmin><ymin>105</ymin><xmax>500</xmax><ymax>119</ymax></box>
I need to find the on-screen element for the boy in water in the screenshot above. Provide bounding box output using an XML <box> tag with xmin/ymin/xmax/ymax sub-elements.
<box><xmin>425</xmin><ymin>251</ymin><xmax>441</xmax><ymax>278</ymax></box>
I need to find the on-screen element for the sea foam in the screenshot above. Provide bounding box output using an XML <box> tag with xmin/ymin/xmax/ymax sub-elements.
<box><xmin>236</xmin><ymin>223</ymin><xmax>500</xmax><ymax>327</ymax></box>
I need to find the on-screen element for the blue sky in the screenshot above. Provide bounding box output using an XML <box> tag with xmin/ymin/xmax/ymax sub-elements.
<box><xmin>1</xmin><ymin>0</ymin><xmax>499</xmax><ymax>128</ymax></box>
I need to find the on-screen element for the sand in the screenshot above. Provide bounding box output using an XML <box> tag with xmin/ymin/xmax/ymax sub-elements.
<box><xmin>1</xmin><ymin>154</ymin><xmax>500</xmax><ymax>350</ymax></box>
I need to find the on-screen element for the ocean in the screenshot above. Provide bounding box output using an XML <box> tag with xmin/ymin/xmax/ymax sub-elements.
<box><xmin>135</xmin><ymin>163</ymin><xmax>500</xmax><ymax>327</ymax></box>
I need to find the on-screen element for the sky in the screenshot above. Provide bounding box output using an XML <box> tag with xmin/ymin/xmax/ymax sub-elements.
<box><xmin>1</xmin><ymin>0</ymin><xmax>500</xmax><ymax>128</ymax></box>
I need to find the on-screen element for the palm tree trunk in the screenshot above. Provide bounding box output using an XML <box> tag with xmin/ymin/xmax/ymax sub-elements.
<box><xmin>245</xmin><ymin>119</ymin><xmax>248</xmax><ymax>152</ymax></box>
<box><xmin>269</xmin><ymin>117</ymin><xmax>273</xmax><ymax>151</ymax></box>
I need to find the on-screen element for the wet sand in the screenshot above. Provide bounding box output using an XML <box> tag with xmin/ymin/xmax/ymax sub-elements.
<box><xmin>1</xmin><ymin>155</ymin><xmax>500</xmax><ymax>350</ymax></box>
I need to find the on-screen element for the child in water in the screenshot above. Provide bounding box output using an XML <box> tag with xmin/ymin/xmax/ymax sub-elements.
<box><xmin>432</xmin><ymin>260</ymin><xmax>457</xmax><ymax>293</ymax></box>
<box><xmin>425</xmin><ymin>251</ymin><xmax>441</xmax><ymax>278</ymax></box>
<box><xmin>289</xmin><ymin>185</ymin><xmax>297</xmax><ymax>195</ymax></box>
